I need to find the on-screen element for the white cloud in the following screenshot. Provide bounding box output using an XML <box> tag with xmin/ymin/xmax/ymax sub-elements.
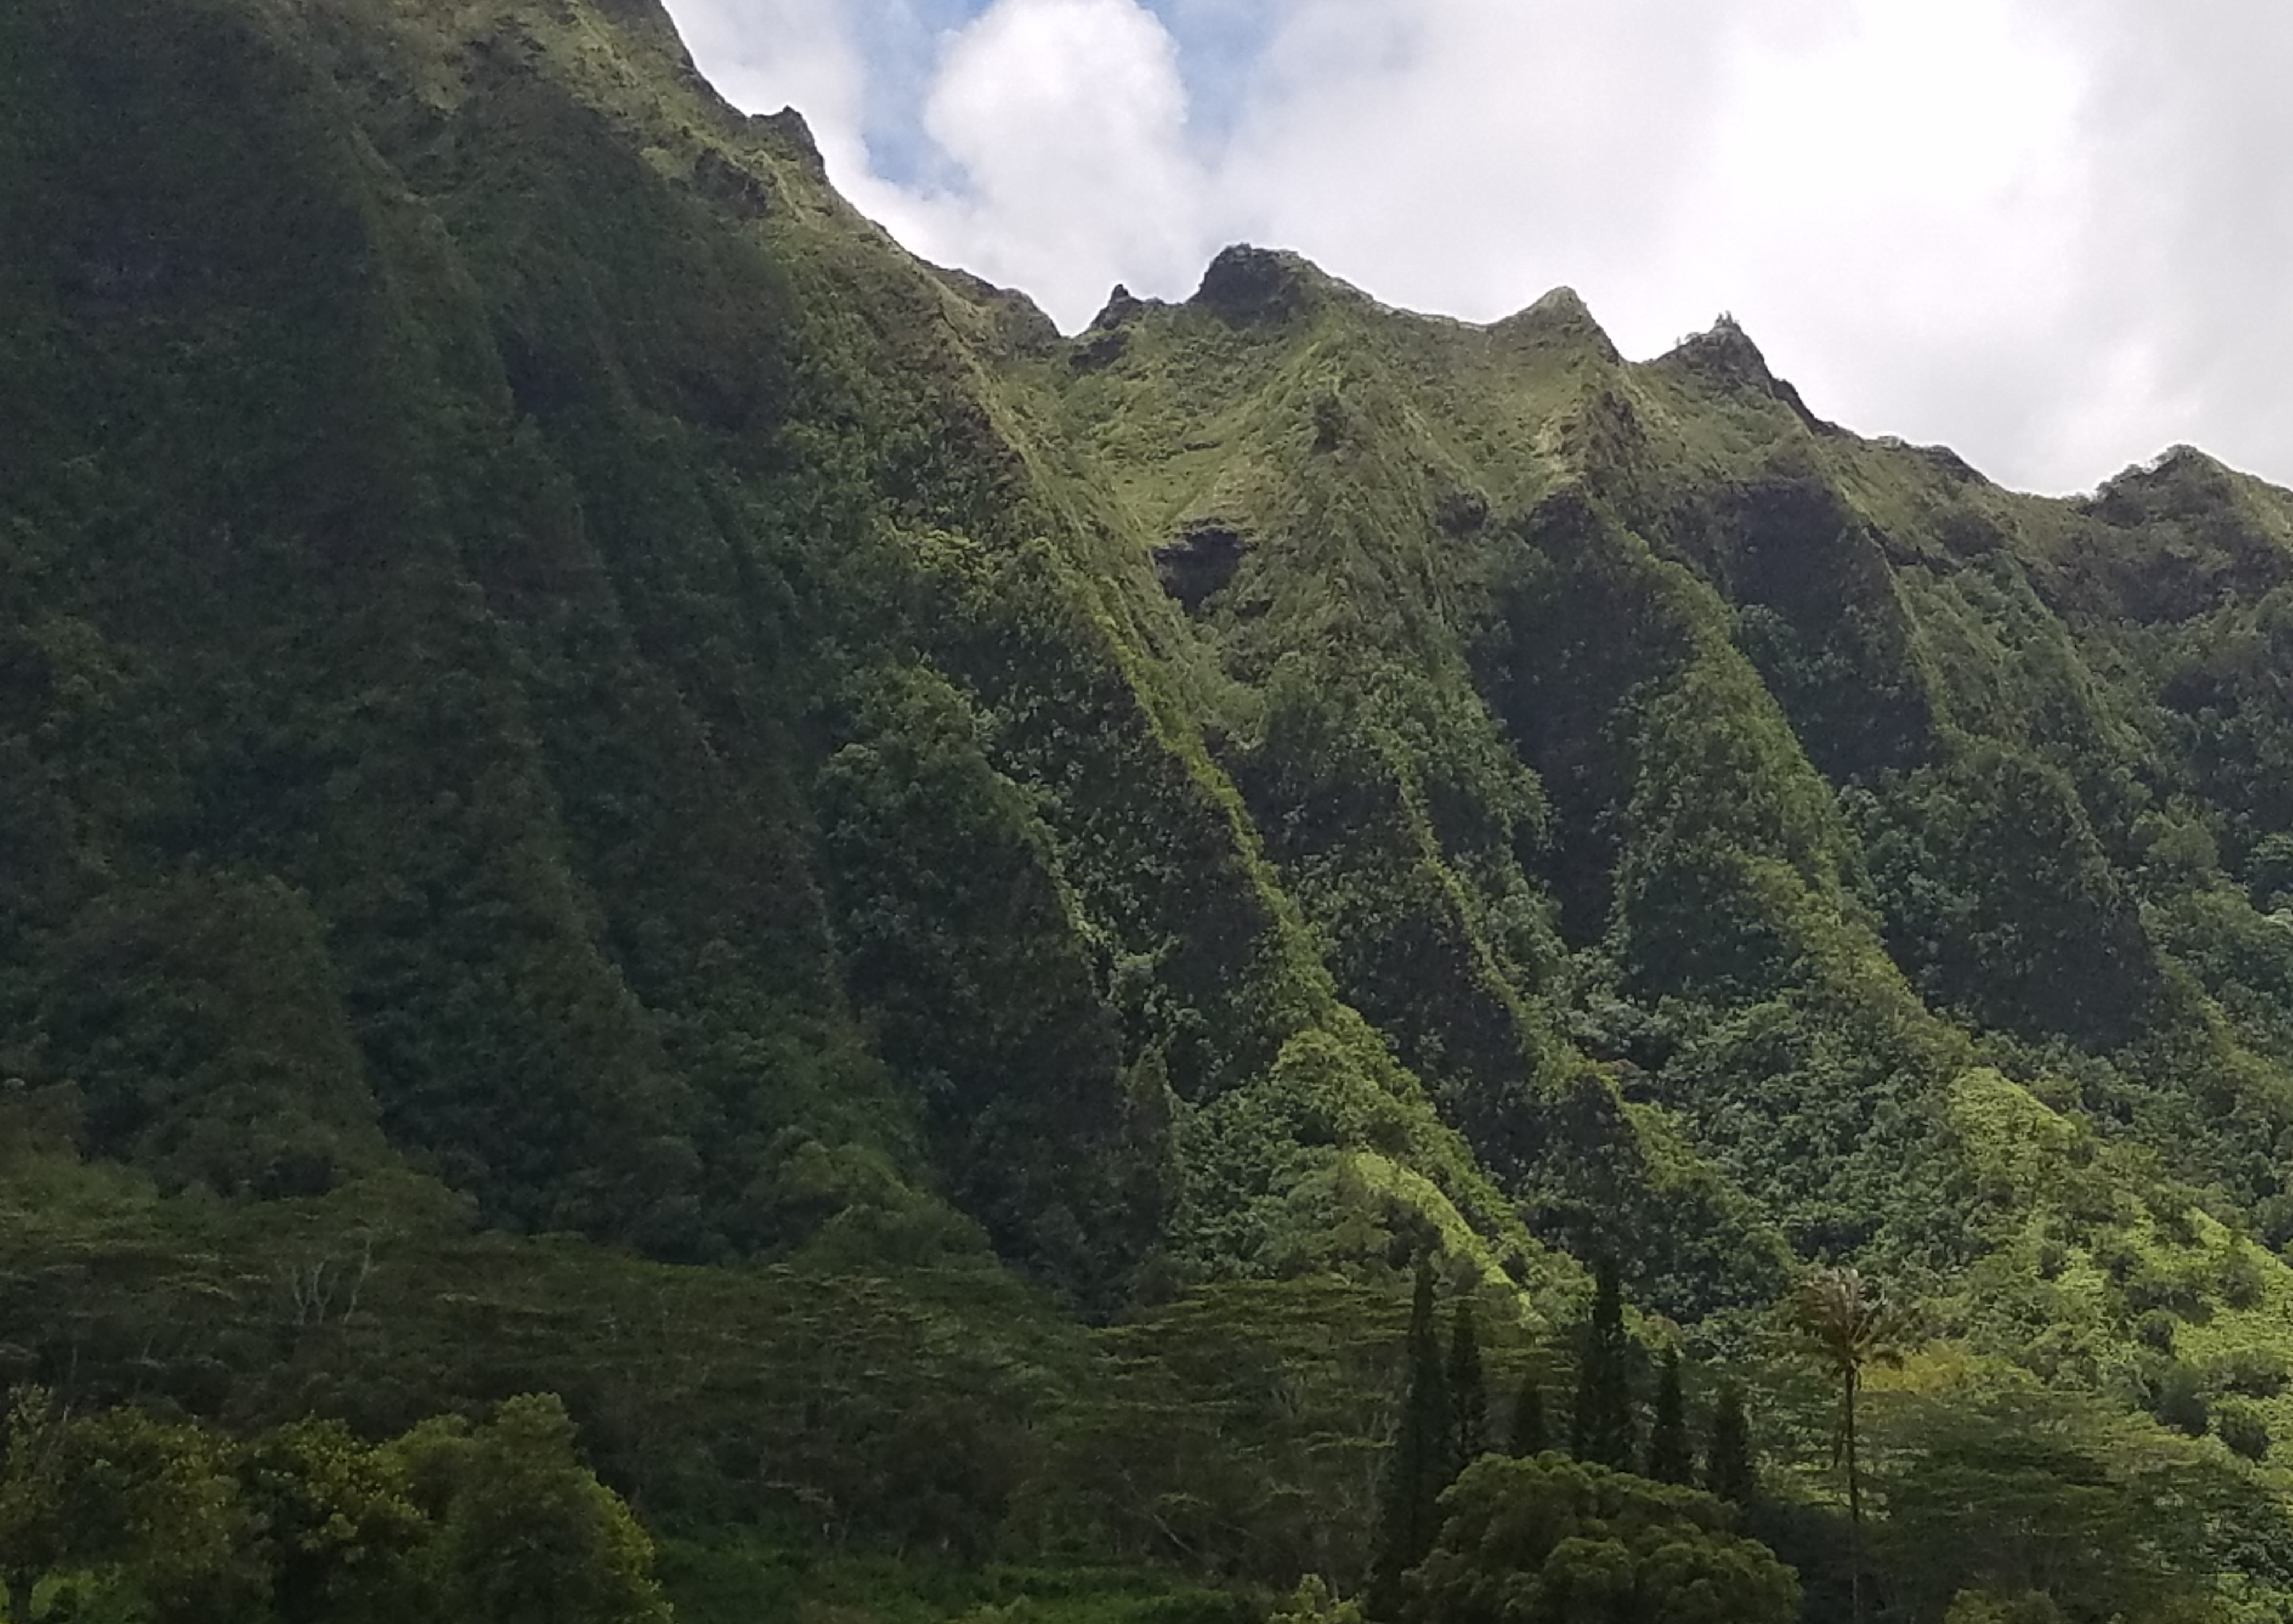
<box><xmin>658</xmin><ymin>0</ymin><xmax>873</xmax><ymax>181</ymax></box>
<box><xmin>661</xmin><ymin>0</ymin><xmax>2293</xmax><ymax>494</ymax></box>
<box><xmin>2065</xmin><ymin>0</ymin><xmax>2293</xmax><ymax>487</ymax></box>
<box><xmin>1678</xmin><ymin>0</ymin><xmax>2107</xmax><ymax>485</ymax></box>
<box><xmin>898</xmin><ymin>0</ymin><xmax>1210</xmax><ymax>322</ymax></box>
<box><xmin>1215</xmin><ymin>0</ymin><xmax>1767</xmax><ymax>330</ymax></box>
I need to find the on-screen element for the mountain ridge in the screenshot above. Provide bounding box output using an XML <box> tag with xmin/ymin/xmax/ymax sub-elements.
<box><xmin>10</xmin><ymin>0</ymin><xmax>2293</xmax><ymax>1614</ymax></box>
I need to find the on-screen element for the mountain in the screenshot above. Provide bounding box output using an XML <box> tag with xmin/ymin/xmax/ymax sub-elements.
<box><xmin>7</xmin><ymin>0</ymin><xmax>2293</xmax><ymax>1617</ymax></box>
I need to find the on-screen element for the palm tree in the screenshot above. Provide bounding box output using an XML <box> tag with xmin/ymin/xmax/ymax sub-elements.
<box><xmin>1791</xmin><ymin>1267</ymin><xmax>1904</xmax><ymax>1624</ymax></box>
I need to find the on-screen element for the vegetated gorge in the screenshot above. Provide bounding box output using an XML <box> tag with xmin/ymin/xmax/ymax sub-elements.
<box><xmin>9</xmin><ymin>2</ymin><xmax>2293</xmax><ymax>1621</ymax></box>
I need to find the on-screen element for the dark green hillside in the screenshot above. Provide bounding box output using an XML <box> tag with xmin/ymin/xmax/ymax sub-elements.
<box><xmin>9</xmin><ymin>0</ymin><xmax>2293</xmax><ymax>1619</ymax></box>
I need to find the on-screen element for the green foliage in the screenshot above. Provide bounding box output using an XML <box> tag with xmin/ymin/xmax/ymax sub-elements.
<box><xmin>1570</xmin><ymin>1258</ymin><xmax>1635</xmax><ymax>1471</ymax></box>
<box><xmin>1870</xmin><ymin>1386</ymin><xmax>2293</xmax><ymax>1624</ymax></box>
<box><xmin>1269</xmin><ymin>1575</ymin><xmax>1365</xmax><ymax>1624</ymax></box>
<box><xmin>1853</xmin><ymin>745</ymin><xmax>2162</xmax><ymax>1047</ymax></box>
<box><xmin>0</xmin><ymin>1387</ymin><xmax>669</xmax><ymax>1624</ymax></box>
<box><xmin>420</xmin><ymin>1395</ymin><xmax>673</xmax><ymax>1624</ymax></box>
<box><xmin>15</xmin><ymin>2</ymin><xmax>2293</xmax><ymax>1620</ymax></box>
<box><xmin>1405</xmin><ymin>1455</ymin><xmax>1799</xmax><ymax>1624</ymax></box>
<box><xmin>1371</xmin><ymin>1262</ymin><xmax>1454</xmax><ymax>1614</ymax></box>
<box><xmin>1449</xmin><ymin>1301</ymin><xmax>1490</xmax><ymax>1466</ymax></box>
<box><xmin>1507</xmin><ymin>1379</ymin><xmax>1548</xmax><ymax>1459</ymax></box>
<box><xmin>1704</xmin><ymin>1386</ymin><xmax>1756</xmax><ymax>1509</ymax></box>
<box><xmin>1646</xmin><ymin>1352</ymin><xmax>1692</xmax><ymax>1485</ymax></box>
<box><xmin>2215</xmin><ymin>1400</ymin><xmax>2272</xmax><ymax>1463</ymax></box>
<box><xmin>241</xmin><ymin>1418</ymin><xmax>430</xmax><ymax>1624</ymax></box>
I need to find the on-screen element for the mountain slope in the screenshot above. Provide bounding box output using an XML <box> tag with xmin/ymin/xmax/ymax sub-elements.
<box><xmin>9</xmin><ymin>0</ymin><xmax>2293</xmax><ymax>1608</ymax></box>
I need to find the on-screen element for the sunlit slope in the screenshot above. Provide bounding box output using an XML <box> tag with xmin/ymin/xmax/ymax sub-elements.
<box><xmin>1002</xmin><ymin>242</ymin><xmax>2293</xmax><ymax>1316</ymax></box>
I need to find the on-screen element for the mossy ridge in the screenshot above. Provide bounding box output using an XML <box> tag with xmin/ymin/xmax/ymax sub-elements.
<box><xmin>18</xmin><ymin>0</ymin><xmax>2293</xmax><ymax>1605</ymax></box>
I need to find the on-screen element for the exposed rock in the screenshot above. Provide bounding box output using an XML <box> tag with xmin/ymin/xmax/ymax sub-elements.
<box><xmin>753</xmin><ymin>107</ymin><xmax>826</xmax><ymax>178</ymax></box>
<box><xmin>1660</xmin><ymin>314</ymin><xmax>1776</xmax><ymax>392</ymax></box>
<box><xmin>1153</xmin><ymin>522</ymin><xmax>1247</xmax><ymax>610</ymax></box>
<box><xmin>1193</xmin><ymin>245</ymin><xmax>1317</xmax><ymax>327</ymax></box>
<box><xmin>63</xmin><ymin>225</ymin><xmax>184</xmax><ymax>312</ymax></box>
<box><xmin>1088</xmin><ymin>283</ymin><xmax>1153</xmax><ymax>330</ymax></box>
<box><xmin>1770</xmin><ymin>377</ymin><xmax>1841</xmax><ymax>437</ymax></box>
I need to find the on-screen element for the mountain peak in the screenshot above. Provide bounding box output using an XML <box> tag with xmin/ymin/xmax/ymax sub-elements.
<box><xmin>1650</xmin><ymin>313</ymin><xmax>1835</xmax><ymax>433</ymax></box>
<box><xmin>1658</xmin><ymin>313</ymin><xmax>1775</xmax><ymax>391</ymax></box>
<box><xmin>1491</xmin><ymin>285</ymin><xmax>1619</xmax><ymax>361</ymax></box>
<box><xmin>1087</xmin><ymin>283</ymin><xmax>1162</xmax><ymax>331</ymax></box>
<box><xmin>751</xmin><ymin>107</ymin><xmax>826</xmax><ymax>176</ymax></box>
<box><xmin>1191</xmin><ymin>244</ymin><xmax>1343</xmax><ymax>327</ymax></box>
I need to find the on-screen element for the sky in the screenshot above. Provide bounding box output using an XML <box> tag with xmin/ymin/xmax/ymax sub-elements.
<box><xmin>659</xmin><ymin>0</ymin><xmax>2293</xmax><ymax>495</ymax></box>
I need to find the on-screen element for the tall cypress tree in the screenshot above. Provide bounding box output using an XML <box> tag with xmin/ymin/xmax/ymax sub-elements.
<box><xmin>1371</xmin><ymin>1259</ymin><xmax>1451</xmax><ymax>1616</ymax></box>
<box><xmin>1571</xmin><ymin>1256</ymin><xmax>1635</xmax><ymax>1470</ymax></box>
<box><xmin>1706</xmin><ymin>1382</ymin><xmax>1757</xmax><ymax>1506</ymax></box>
<box><xmin>1447</xmin><ymin>1298</ymin><xmax>1487</xmax><ymax>1470</ymax></box>
<box><xmin>1507</xmin><ymin>1375</ymin><xmax>1546</xmax><ymax>1457</ymax></box>
<box><xmin>1647</xmin><ymin>1349</ymin><xmax>1692</xmax><ymax>1483</ymax></box>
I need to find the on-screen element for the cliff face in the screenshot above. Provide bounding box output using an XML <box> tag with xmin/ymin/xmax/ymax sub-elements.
<box><xmin>9</xmin><ymin>0</ymin><xmax>2293</xmax><ymax>1404</ymax></box>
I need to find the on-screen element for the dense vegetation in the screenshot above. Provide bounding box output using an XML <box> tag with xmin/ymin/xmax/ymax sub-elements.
<box><xmin>6</xmin><ymin>0</ymin><xmax>2293</xmax><ymax>1618</ymax></box>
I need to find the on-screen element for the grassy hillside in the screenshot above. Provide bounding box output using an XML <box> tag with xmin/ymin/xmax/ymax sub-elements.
<box><xmin>8</xmin><ymin>0</ymin><xmax>2293</xmax><ymax>1618</ymax></box>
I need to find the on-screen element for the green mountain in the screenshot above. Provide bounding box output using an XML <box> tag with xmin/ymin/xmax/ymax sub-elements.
<box><xmin>9</xmin><ymin>0</ymin><xmax>2293</xmax><ymax>1618</ymax></box>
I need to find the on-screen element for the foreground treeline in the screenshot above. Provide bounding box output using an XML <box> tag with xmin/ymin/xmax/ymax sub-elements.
<box><xmin>0</xmin><ymin>1386</ymin><xmax>667</xmax><ymax>1624</ymax></box>
<box><xmin>1352</xmin><ymin>1260</ymin><xmax>2293</xmax><ymax>1624</ymax></box>
<box><xmin>10</xmin><ymin>1139</ymin><xmax>2293</xmax><ymax>1624</ymax></box>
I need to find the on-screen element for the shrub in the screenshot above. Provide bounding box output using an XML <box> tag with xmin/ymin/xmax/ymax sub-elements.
<box><xmin>2135</xmin><ymin>1311</ymin><xmax>2177</xmax><ymax>1354</ymax></box>
<box><xmin>2216</xmin><ymin>1401</ymin><xmax>2271</xmax><ymax>1462</ymax></box>
<box><xmin>2220</xmin><ymin>1244</ymin><xmax>2269</xmax><ymax>1309</ymax></box>
<box><xmin>2209</xmin><ymin>1347</ymin><xmax>2288</xmax><ymax>1398</ymax></box>
<box><xmin>2150</xmin><ymin>1361</ymin><xmax>2210</xmax><ymax>1438</ymax></box>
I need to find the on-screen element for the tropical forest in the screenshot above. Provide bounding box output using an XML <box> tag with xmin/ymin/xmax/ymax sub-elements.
<box><xmin>6</xmin><ymin>1</ymin><xmax>2293</xmax><ymax>1621</ymax></box>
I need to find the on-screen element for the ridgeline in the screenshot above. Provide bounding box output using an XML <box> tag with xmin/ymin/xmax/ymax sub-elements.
<box><xmin>6</xmin><ymin>1</ymin><xmax>2293</xmax><ymax>1619</ymax></box>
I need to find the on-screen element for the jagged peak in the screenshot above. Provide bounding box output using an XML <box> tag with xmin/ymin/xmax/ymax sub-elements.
<box><xmin>1657</xmin><ymin>312</ymin><xmax>1775</xmax><ymax>391</ymax></box>
<box><xmin>1490</xmin><ymin>285</ymin><xmax>1619</xmax><ymax>361</ymax></box>
<box><xmin>2088</xmin><ymin>442</ymin><xmax>2241</xmax><ymax>518</ymax></box>
<box><xmin>1649</xmin><ymin>312</ymin><xmax>1838</xmax><ymax>435</ymax></box>
<box><xmin>1087</xmin><ymin>283</ymin><xmax>1164</xmax><ymax>332</ymax></box>
<box><xmin>1524</xmin><ymin>285</ymin><xmax>1593</xmax><ymax>323</ymax></box>
<box><xmin>750</xmin><ymin>107</ymin><xmax>826</xmax><ymax>177</ymax></box>
<box><xmin>2140</xmin><ymin>443</ymin><xmax>2229</xmax><ymax>480</ymax></box>
<box><xmin>1190</xmin><ymin>244</ymin><xmax>1360</xmax><ymax>327</ymax></box>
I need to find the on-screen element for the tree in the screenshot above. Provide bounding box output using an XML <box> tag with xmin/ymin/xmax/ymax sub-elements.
<box><xmin>1268</xmin><ymin>1575</ymin><xmax>1365</xmax><ymax>1624</ymax></box>
<box><xmin>0</xmin><ymin>1391</ymin><xmax>248</xmax><ymax>1624</ymax></box>
<box><xmin>1791</xmin><ymin>1268</ymin><xmax>1905</xmax><ymax>1624</ymax></box>
<box><xmin>1873</xmin><ymin>1388</ymin><xmax>2276</xmax><ymax>1624</ymax></box>
<box><xmin>1370</xmin><ymin>1261</ymin><xmax>1454</xmax><ymax>1617</ymax></box>
<box><xmin>243</xmin><ymin>1418</ymin><xmax>429</xmax><ymax>1624</ymax></box>
<box><xmin>1646</xmin><ymin>1350</ymin><xmax>1691</xmax><ymax>1484</ymax></box>
<box><xmin>1447</xmin><ymin>1300</ymin><xmax>1488</xmax><ymax>1470</ymax></box>
<box><xmin>1507</xmin><ymin>1377</ymin><xmax>1547</xmax><ymax>1458</ymax></box>
<box><xmin>1705</xmin><ymin>1383</ymin><xmax>1756</xmax><ymax>1507</ymax></box>
<box><xmin>0</xmin><ymin>1388</ymin><xmax>73</xmax><ymax>1624</ymax></box>
<box><xmin>1404</xmin><ymin>1455</ymin><xmax>1798</xmax><ymax>1624</ymax></box>
<box><xmin>410</xmin><ymin>1395</ymin><xmax>670</xmax><ymax>1624</ymax></box>
<box><xmin>1571</xmin><ymin>1258</ymin><xmax>1634</xmax><ymax>1470</ymax></box>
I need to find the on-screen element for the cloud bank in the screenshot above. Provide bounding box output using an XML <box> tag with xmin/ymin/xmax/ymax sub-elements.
<box><xmin>660</xmin><ymin>0</ymin><xmax>2293</xmax><ymax>494</ymax></box>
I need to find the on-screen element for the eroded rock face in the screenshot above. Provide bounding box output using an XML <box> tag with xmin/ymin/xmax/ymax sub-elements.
<box><xmin>1194</xmin><ymin>246</ymin><xmax>1313</xmax><ymax>326</ymax></box>
<box><xmin>1153</xmin><ymin>523</ymin><xmax>1246</xmax><ymax>609</ymax></box>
